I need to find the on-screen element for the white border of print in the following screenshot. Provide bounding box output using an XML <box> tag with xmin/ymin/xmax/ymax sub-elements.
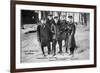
<box><xmin>16</xmin><ymin>4</ymin><xmax>94</xmax><ymax>69</ymax></box>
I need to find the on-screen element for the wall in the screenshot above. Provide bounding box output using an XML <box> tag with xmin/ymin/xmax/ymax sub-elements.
<box><xmin>0</xmin><ymin>0</ymin><xmax>100</xmax><ymax>73</ymax></box>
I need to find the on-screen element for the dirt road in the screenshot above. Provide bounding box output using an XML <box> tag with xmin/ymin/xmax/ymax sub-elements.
<box><xmin>21</xmin><ymin>25</ymin><xmax>90</xmax><ymax>63</ymax></box>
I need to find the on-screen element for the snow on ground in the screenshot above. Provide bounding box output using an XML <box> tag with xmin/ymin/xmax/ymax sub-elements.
<box><xmin>20</xmin><ymin>24</ymin><xmax>90</xmax><ymax>63</ymax></box>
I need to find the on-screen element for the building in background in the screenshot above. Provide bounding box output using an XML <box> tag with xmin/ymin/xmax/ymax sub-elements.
<box><xmin>21</xmin><ymin>10</ymin><xmax>90</xmax><ymax>29</ymax></box>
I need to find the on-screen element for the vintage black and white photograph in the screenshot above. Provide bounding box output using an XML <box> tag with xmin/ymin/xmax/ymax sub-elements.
<box><xmin>20</xmin><ymin>10</ymin><xmax>90</xmax><ymax>63</ymax></box>
<box><xmin>11</xmin><ymin>1</ymin><xmax>96</xmax><ymax>72</ymax></box>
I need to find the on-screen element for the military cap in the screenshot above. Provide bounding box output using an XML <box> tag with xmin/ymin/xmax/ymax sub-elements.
<box><xmin>54</xmin><ymin>16</ymin><xmax>59</xmax><ymax>19</ymax></box>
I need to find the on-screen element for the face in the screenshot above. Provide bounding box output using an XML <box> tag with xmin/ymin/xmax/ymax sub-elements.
<box><xmin>41</xmin><ymin>19</ymin><xmax>46</xmax><ymax>24</ymax></box>
<box><xmin>60</xmin><ymin>16</ymin><xmax>63</xmax><ymax>20</ymax></box>
<box><xmin>63</xmin><ymin>16</ymin><xmax>66</xmax><ymax>20</ymax></box>
<box><xmin>54</xmin><ymin>18</ymin><xmax>59</xmax><ymax>23</ymax></box>
<box><xmin>69</xmin><ymin>18</ymin><xmax>73</xmax><ymax>23</ymax></box>
<box><xmin>48</xmin><ymin>16</ymin><xmax>52</xmax><ymax>20</ymax></box>
<box><xmin>60</xmin><ymin>16</ymin><xmax>66</xmax><ymax>21</ymax></box>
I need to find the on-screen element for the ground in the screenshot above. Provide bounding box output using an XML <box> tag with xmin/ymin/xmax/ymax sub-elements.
<box><xmin>20</xmin><ymin>24</ymin><xmax>90</xmax><ymax>63</ymax></box>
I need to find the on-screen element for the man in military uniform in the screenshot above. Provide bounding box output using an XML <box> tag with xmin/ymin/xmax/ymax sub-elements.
<box><xmin>37</xmin><ymin>18</ymin><xmax>51</xmax><ymax>56</ymax></box>
<box><xmin>66</xmin><ymin>15</ymin><xmax>76</xmax><ymax>56</ymax></box>
<box><xmin>59</xmin><ymin>15</ymin><xmax>69</xmax><ymax>54</ymax></box>
<box><xmin>46</xmin><ymin>13</ymin><xmax>55</xmax><ymax>55</ymax></box>
<box><xmin>52</xmin><ymin>15</ymin><xmax>63</xmax><ymax>55</ymax></box>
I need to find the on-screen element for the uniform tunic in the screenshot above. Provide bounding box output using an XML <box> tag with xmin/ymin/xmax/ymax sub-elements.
<box><xmin>67</xmin><ymin>22</ymin><xmax>76</xmax><ymax>49</ymax></box>
<box><xmin>46</xmin><ymin>18</ymin><xmax>55</xmax><ymax>41</ymax></box>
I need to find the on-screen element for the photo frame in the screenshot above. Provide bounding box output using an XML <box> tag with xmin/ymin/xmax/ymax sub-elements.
<box><xmin>11</xmin><ymin>0</ymin><xmax>97</xmax><ymax>73</ymax></box>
